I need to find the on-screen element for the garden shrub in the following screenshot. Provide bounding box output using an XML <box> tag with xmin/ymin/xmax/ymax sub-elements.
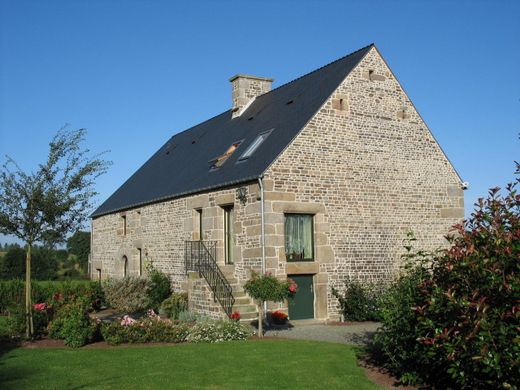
<box><xmin>103</xmin><ymin>276</ymin><xmax>152</xmax><ymax>313</ymax></box>
<box><xmin>374</xmin><ymin>174</ymin><xmax>520</xmax><ymax>389</ymax></box>
<box><xmin>146</xmin><ymin>264</ymin><xmax>171</xmax><ymax>311</ymax></box>
<box><xmin>100</xmin><ymin>313</ymin><xmax>252</xmax><ymax>345</ymax></box>
<box><xmin>186</xmin><ymin>319</ymin><xmax>253</xmax><ymax>343</ymax></box>
<box><xmin>100</xmin><ymin>311</ymin><xmax>190</xmax><ymax>345</ymax></box>
<box><xmin>160</xmin><ymin>292</ymin><xmax>188</xmax><ymax>320</ymax></box>
<box><xmin>3</xmin><ymin>306</ymin><xmax>27</xmax><ymax>337</ymax></box>
<box><xmin>332</xmin><ymin>278</ymin><xmax>385</xmax><ymax>321</ymax></box>
<box><xmin>48</xmin><ymin>299</ymin><xmax>99</xmax><ymax>347</ymax></box>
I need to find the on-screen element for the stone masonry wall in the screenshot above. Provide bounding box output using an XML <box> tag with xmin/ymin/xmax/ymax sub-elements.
<box><xmin>91</xmin><ymin>183</ymin><xmax>263</xmax><ymax>294</ymax></box>
<box><xmin>262</xmin><ymin>46</ymin><xmax>464</xmax><ymax>318</ymax></box>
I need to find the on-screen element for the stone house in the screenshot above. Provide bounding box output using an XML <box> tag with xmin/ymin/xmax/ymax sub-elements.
<box><xmin>90</xmin><ymin>44</ymin><xmax>464</xmax><ymax>321</ymax></box>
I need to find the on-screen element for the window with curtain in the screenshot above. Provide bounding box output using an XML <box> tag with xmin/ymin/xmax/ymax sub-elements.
<box><xmin>284</xmin><ymin>214</ymin><xmax>314</xmax><ymax>262</ymax></box>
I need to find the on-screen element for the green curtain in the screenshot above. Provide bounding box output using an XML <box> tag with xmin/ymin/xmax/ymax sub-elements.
<box><xmin>285</xmin><ymin>214</ymin><xmax>313</xmax><ymax>261</ymax></box>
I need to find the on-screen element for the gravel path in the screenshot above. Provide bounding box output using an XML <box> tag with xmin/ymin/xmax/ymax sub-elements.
<box><xmin>265</xmin><ymin>322</ymin><xmax>380</xmax><ymax>345</ymax></box>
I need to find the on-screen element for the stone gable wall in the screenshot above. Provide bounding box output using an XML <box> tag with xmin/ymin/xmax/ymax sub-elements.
<box><xmin>262</xmin><ymin>47</ymin><xmax>463</xmax><ymax>318</ymax></box>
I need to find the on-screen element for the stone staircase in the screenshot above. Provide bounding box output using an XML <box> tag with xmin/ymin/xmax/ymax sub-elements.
<box><xmin>220</xmin><ymin>265</ymin><xmax>258</xmax><ymax>322</ymax></box>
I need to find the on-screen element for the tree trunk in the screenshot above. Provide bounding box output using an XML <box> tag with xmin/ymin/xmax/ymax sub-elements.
<box><xmin>257</xmin><ymin>303</ymin><xmax>263</xmax><ymax>338</ymax></box>
<box><xmin>25</xmin><ymin>244</ymin><xmax>34</xmax><ymax>338</ymax></box>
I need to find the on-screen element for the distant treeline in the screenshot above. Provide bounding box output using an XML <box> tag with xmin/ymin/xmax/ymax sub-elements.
<box><xmin>0</xmin><ymin>231</ymin><xmax>90</xmax><ymax>280</ymax></box>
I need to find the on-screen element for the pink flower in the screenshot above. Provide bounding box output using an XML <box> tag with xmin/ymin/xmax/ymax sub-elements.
<box><xmin>288</xmin><ymin>284</ymin><xmax>297</xmax><ymax>293</ymax></box>
<box><xmin>120</xmin><ymin>315</ymin><xmax>136</xmax><ymax>326</ymax></box>
<box><xmin>33</xmin><ymin>303</ymin><xmax>48</xmax><ymax>312</ymax></box>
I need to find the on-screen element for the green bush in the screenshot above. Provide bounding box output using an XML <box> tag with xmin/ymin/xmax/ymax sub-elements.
<box><xmin>103</xmin><ymin>276</ymin><xmax>152</xmax><ymax>313</ymax></box>
<box><xmin>3</xmin><ymin>306</ymin><xmax>26</xmax><ymax>337</ymax></box>
<box><xmin>160</xmin><ymin>292</ymin><xmax>188</xmax><ymax>320</ymax></box>
<box><xmin>331</xmin><ymin>278</ymin><xmax>385</xmax><ymax>321</ymax></box>
<box><xmin>1</xmin><ymin>305</ymin><xmax>51</xmax><ymax>338</ymax></box>
<box><xmin>0</xmin><ymin>280</ymin><xmax>105</xmax><ymax>313</ymax></box>
<box><xmin>146</xmin><ymin>264</ymin><xmax>171</xmax><ymax>310</ymax></box>
<box><xmin>48</xmin><ymin>299</ymin><xmax>99</xmax><ymax>347</ymax></box>
<box><xmin>374</xmin><ymin>174</ymin><xmax>520</xmax><ymax>389</ymax></box>
<box><xmin>186</xmin><ymin>319</ymin><xmax>253</xmax><ymax>343</ymax></box>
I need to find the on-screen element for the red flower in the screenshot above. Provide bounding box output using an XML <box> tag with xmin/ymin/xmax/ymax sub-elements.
<box><xmin>271</xmin><ymin>310</ymin><xmax>288</xmax><ymax>324</ymax></box>
<box><xmin>230</xmin><ymin>311</ymin><xmax>241</xmax><ymax>321</ymax></box>
<box><xmin>288</xmin><ymin>284</ymin><xmax>297</xmax><ymax>293</ymax></box>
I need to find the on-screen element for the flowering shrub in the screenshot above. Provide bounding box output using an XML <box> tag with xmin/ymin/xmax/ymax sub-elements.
<box><xmin>270</xmin><ymin>310</ymin><xmax>288</xmax><ymax>325</ymax></box>
<box><xmin>48</xmin><ymin>299</ymin><xmax>99</xmax><ymax>347</ymax></box>
<box><xmin>186</xmin><ymin>319</ymin><xmax>253</xmax><ymax>343</ymax></box>
<box><xmin>230</xmin><ymin>311</ymin><xmax>241</xmax><ymax>321</ymax></box>
<box><xmin>101</xmin><ymin>315</ymin><xmax>190</xmax><ymax>345</ymax></box>
<box><xmin>101</xmin><ymin>311</ymin><xmax>251</xmax><ymax>345</ymax></box>
<box><xmin>374</xmin><ymin>169</ymin><xmax>520</xmax><ymax>389</ymax></box>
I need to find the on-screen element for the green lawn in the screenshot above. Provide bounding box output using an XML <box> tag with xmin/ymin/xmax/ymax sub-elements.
<box><xmin>0</xmin><ymin>339</ymin><xmax>380</xmax><ymax>389</ymax></box>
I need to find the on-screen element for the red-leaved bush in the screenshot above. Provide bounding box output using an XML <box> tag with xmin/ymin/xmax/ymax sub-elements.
<box><xmin>374</xmin><ymin>165</ymin><xmax>519</xmax><ymax>389</ymax></box>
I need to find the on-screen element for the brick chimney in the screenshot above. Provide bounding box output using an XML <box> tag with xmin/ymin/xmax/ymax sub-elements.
<box><xmin>229</xmin><ymin>74</ymin><xmax>273</xmax><ymax>118</ymax></box>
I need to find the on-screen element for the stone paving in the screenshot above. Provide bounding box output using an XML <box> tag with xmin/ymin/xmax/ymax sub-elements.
<box><xmin>265</xmin><ymin>321</ymin><xmax>380</xmax><ymax>345</ymax></box>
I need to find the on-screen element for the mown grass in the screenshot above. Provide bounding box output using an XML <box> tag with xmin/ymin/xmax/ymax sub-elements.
<box><xmin>0</xmin><ymin>339</ymin><xmax>380</xmax><ymax>389</ymax></box>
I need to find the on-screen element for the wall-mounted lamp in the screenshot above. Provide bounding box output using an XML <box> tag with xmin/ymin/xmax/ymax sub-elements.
<box><xmin>236</xmin><ymin>187</ymin><xmax>248</xmax><ymax>205</ymax></box>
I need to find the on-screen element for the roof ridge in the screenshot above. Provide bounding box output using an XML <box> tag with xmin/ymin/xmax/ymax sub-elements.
<box><xmin>265</xmin><ymin>43</ymin><xmax>375</xmax><ymax>95</ymax></box>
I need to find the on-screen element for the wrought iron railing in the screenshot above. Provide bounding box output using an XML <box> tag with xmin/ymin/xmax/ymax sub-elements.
<box><xmin>184</xmin><ymin>240</ymin><xmax>235</xmax><ymax>318</ymax></box>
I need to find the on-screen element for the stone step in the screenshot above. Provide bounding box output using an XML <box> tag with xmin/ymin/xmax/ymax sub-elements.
<box><xmin>238</xmin><ymin>311</ymin><xmax>258</xmax><ymax>321</ymax></box>
<box><xmin>232</xmin><ymin>304</ymin><xmax>257</xmax><ymax>313</ymax></box>
<box><xmin>232</xmin><ymin>290</ymin><xmax>248</xmax><ymax>299</ymax></box>
<box><xmin>233</xmin><ymin>296</ymin><xmax>252</xmax><ymax>305</ymax></box>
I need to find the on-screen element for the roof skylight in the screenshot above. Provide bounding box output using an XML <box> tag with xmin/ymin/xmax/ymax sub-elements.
<box><xmin>238</xmin><ymin>129</ymin><xmax>273</xmax><ymax>161</ymax></box>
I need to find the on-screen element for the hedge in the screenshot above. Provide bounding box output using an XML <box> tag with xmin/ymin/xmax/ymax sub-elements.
<box><xmin>0</xmin><ymin>279</ymin><xmax>104</xmax><ymax>313</ymax></box>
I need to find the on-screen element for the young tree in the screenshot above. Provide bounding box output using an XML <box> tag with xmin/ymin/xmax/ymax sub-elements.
<box><xmin>0</xmin><ymin>127</ymin><xmax>110</xmax><ymax>337</ymax></box>
<box><xmin>244</xmin><ymin>271</ymin><xmax>297</xmax><ymax>337</ymax></box>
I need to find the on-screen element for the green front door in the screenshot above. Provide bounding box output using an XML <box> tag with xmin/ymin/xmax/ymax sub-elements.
<box><xmin>288</xmin><ymin>274</ymin><xmax>314</xmax><ymax>320</ymax></box>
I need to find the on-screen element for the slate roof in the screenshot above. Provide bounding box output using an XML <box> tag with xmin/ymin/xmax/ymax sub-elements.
<box><xmin>92</xmin><ymin>44</ymin><xmax>373</xmax><ymax>218</ymax></box>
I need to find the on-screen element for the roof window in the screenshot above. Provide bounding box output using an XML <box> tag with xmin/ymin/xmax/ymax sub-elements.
<box><xmin>210</xmin><ymin>141</ymin><xmax>242</xmax><ymax>170</ymax></box>
<box><xmin>238</xmin><ymin>129</ymin><xmax>273</xmax><ymax>161</ymax></box>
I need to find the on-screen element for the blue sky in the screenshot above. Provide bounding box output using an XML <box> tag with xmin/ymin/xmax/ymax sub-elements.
<box><xmin>0</xmin><ymin>0</ymin><xmax>519</xmax><ymax>245</ymax></box>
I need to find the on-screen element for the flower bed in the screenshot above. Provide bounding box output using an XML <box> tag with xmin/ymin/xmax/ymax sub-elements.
<box><xmin>100</xmin><ymin>310</ymin><xmax>253</xmax><ymax>345</ymax></box>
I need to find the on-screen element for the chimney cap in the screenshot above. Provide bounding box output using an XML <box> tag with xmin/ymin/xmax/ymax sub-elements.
<box><xmin>229</xmin><ymin>74</ymin><xmax>273</xmax><ymax>83</ymax></box>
